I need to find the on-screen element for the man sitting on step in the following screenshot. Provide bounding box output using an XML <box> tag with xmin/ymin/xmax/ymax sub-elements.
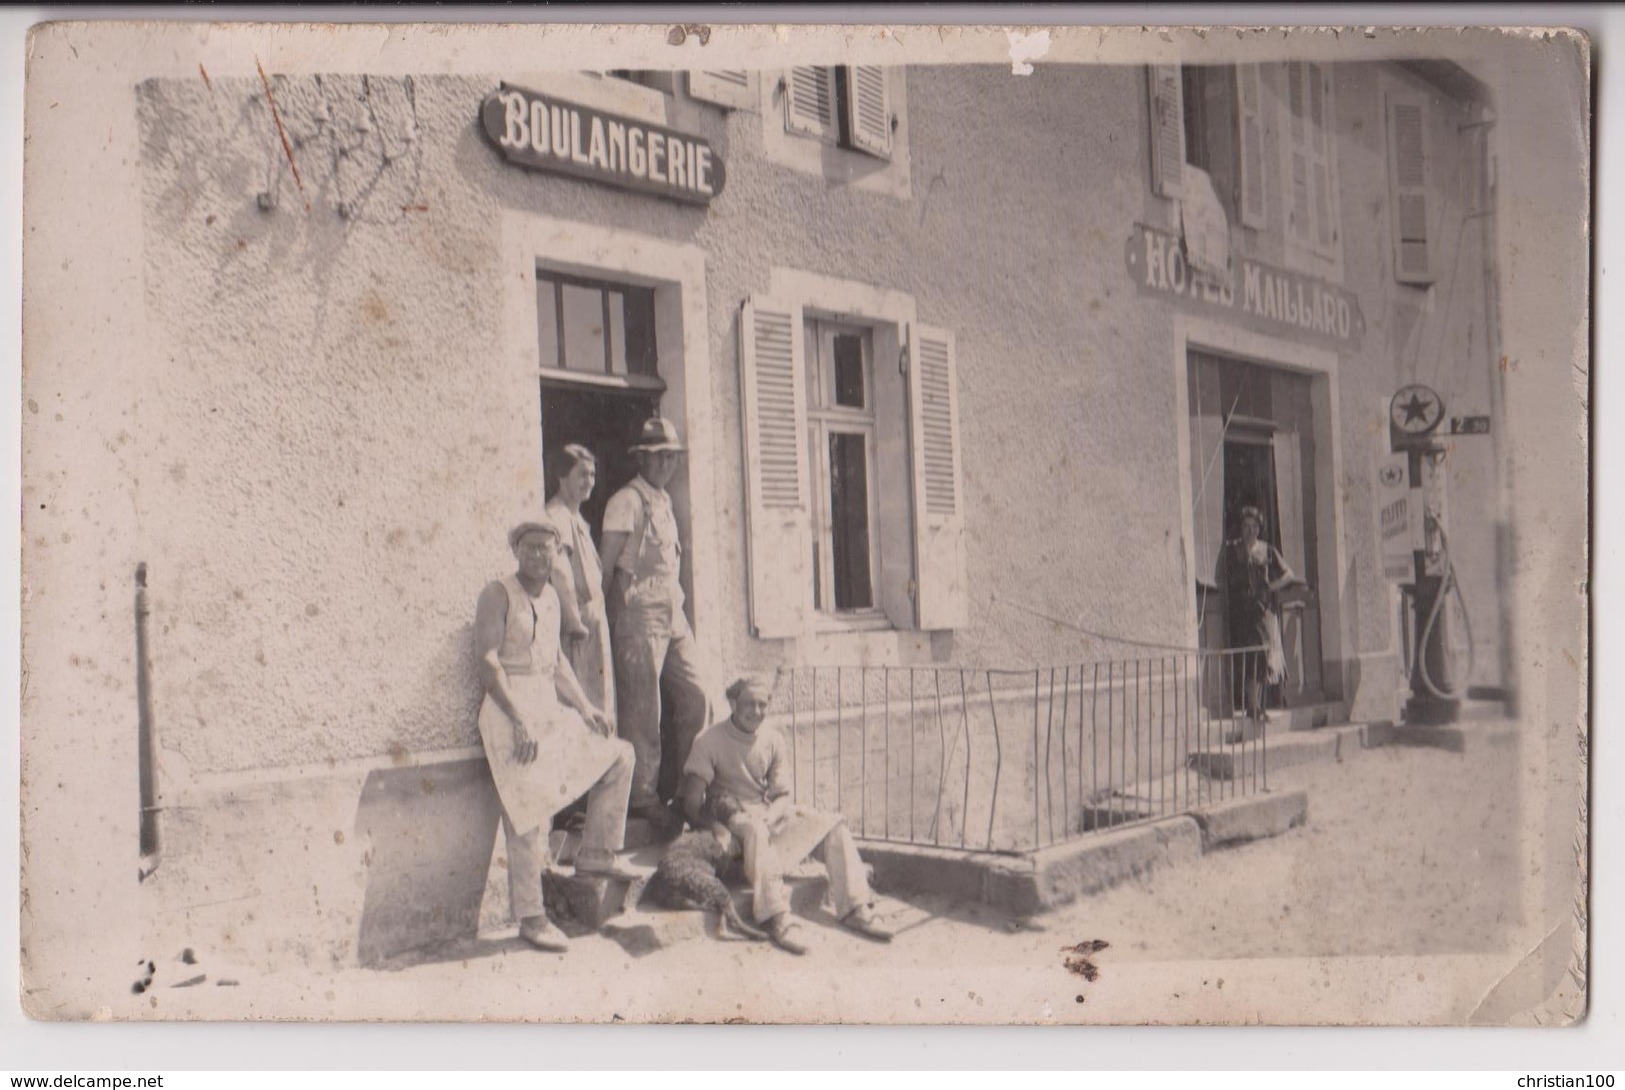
<box><xmin>679</xmin><ymin>674</ymin><xmax>894</xmax><ymax>956</ymax></box>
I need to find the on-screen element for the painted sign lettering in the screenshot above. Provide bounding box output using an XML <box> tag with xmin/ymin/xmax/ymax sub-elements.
<box><xmin>1124</xmin><ymin>225</ymin><xmax>1365</xmax><ymax>352</ymax></box>
<box><xmin>480</xmin><ymin>85</ymin><xmax>726</xmax><ymax>206</ymax></box>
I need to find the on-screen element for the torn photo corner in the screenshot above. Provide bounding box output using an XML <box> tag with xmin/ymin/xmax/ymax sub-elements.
<box><xmin>17</xmin><ymin>20</ymin><xmax>1590</xmax><ymax>1025</ymax></box>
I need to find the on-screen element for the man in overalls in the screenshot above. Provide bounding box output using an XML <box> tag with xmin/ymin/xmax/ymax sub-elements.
<box><xmin>600</xmin><ymin>416</ymin><xmax>712</xmax><ymax>828</ymax></box>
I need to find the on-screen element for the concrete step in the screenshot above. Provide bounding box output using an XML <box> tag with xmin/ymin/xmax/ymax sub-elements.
<box><xmin>1187</xmin><ymin>729</ymin><xmax>1335</xmax><ymax>781</ymax></box>
<box><xmin>1188</xmin><ymin>722</ymin><xmax>1385</xmax><ymax>780</ymax></box>
<box><xmin>1190</xmin><ymin>789</ymin><xmax>1309</xmax><ymax>850</ymax></box>
<box><xmin>546</xmin><ymin>816</ymin><xmax>671</xmax><ymax>868</ymax></box>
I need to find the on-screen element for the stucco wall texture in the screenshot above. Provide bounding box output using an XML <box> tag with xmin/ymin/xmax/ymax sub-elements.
<box><xmin>133</xmin><ymin>64</ymin><xmax>1501</xmax><ymax>779</ymax></box>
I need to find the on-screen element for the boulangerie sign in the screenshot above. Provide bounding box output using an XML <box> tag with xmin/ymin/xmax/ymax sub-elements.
<box><xmin>480</xmin><ymin>84</ymin><xmax>727</xmax><ymax>205</ymax></box>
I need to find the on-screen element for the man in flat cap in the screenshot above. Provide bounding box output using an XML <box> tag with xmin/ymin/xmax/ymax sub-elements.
<box><xmin>599</xmin><ymin>416</ymin><xmax>712</xmax><ymax>829</ymax></box>
<box><xmin>473</xmin><ymin>519</ymin><xmax>639</xmax><ymax>952</ymax></box>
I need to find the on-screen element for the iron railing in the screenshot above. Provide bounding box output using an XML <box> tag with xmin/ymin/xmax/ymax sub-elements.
<box><xmin>763</xmin><ymin>646</ymin><xmax>1273</xmax><ymax>854</ymax></box>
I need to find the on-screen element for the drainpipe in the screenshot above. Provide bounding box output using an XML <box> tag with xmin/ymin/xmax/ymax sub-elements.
<box><xmin>137</xmin><ymin>562</ymin><xmax>160</xmax><ymax>880</ymax></box>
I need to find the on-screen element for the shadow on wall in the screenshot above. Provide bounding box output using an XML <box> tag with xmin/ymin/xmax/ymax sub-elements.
<box><xmin>352</xmin><ymin>756</ymin><xmax>502</xmax><ymax>969</ymax></box>
<box><xmin>351</xmin><ymin>623</ymin><xmax>498</xmax><ymax>969</ymax></box>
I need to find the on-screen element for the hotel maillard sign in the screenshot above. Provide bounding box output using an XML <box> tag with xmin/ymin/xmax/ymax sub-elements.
<box><xmin>1125</xmin><ymin>224</ymin><xmax>1366</xmax><ymax>353</ymax></box>
<box><xmin>481</xmin><ymin>84</ymin><xmax>726</xmax><ymax>207</ymax></box>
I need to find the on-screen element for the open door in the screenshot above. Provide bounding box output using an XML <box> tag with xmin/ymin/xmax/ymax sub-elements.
<box><xmin>1188</xmin><ymin>350</ymin><xmax>1328</xmax><ymax>711</ymax></box>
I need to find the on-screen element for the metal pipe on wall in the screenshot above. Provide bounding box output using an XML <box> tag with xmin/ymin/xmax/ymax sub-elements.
<box><xmin>137</xmin><ymin>562</ymin><xmax>160</xmax><ymax>879</ymax></box>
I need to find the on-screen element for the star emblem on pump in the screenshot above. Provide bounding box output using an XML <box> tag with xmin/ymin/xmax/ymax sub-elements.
<box><xmin>1389</xmin><ymin>384</ymin><xmax>1444</xmax><ymax>436</ymax></box>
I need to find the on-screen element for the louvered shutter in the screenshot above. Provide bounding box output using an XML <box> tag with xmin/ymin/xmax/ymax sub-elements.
<box><xmin>1147</xmin><ymin>65</ymin><xmax>1186</xmax><ymax>198</ymax></box>
<box><xmin>1387</xmin><ymin>97</ymin><xmax>1433</xmax><ymax>284</ymax></box>
<box><xmin>1187</xmin><ymin>354</ymin><xmax>1226</xmax><ymax>593</ymax></box>
<box><xmin>1271</xmin><ymin>430</ymin><xmax>1306</xmax><ymax>576</ymax></box>
<box><xmin>1284</xmin><ymin>62</ymin><xmax>1313</xmax><ymax>247</ymax></box>
<box><xmin>740</xmin><ymin>297</ymin><xmax>814</xmax><ymax>639</ymax></box>
<box><xmin>784</xmin><ymin>66</ymin><xmax>837</xmax><ymax>142</ymax></box>
<box><xmin>905</xmin><ymin>323</ymin><xmax>968</xmax><ymax>631</ymax></box>
<box><xmin>843</xmin><ymin>65</ymin><xmax>892</xmax><ymax>158</ymax></box>
<box><xmin>688</xmin><ymin>70</ymin><xmax>755</xmax><ymax>110</ymax></box>
<box><xmin>1307</xmin><ymin>64</ymin><xmax>1338</xmax><ymax>254</ymax></box>
<box><xmin>1236</xmin><ymin>64</ymin><xmax>1267</xmax><ymax>228</ymax></box>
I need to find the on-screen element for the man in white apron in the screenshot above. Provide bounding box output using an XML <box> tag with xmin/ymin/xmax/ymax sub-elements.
<box><xmin>599</xmin><ymin>417</ymin><xmax>712</xmax><ymax>827</ymax></box>
<box><xmin>473</xmin><ymin>520</ymin><xmax>639</xmax><ymax>952</ymax></box>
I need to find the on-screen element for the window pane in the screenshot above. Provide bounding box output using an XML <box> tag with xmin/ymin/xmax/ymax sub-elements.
<box><xmin>621</xmin><ymin>287</ymin><xmax>658</xmax><ymax>376</ymax></box>
<box><xmin>828</xmin><ymin>432</ymin><xmax>874</xmax><ymax>611</ymax></box>
<box><xmin>560</xmin><ymin>282</ymin><xmax>607</xmax><ymax>372</ymax></box>
<box><xmin>833</xmin><ymin>333</ymin><xmax>866</xmax><ymax>408</ymax></box>
<box><xmin>608</xmin><ymin>291</ymin><xmax>628</xmax><ymax>374</ymax></box>
<box><xmin>536</xmin><ymin>277</ymin><xmax>560</xmax><ymax>370</ymax></box>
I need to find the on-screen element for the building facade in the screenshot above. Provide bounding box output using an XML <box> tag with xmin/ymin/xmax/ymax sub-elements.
<box><xmin>126</xmin><ymin>57</ymin><xmax>1506</xmax><ymax>963</ymax></box>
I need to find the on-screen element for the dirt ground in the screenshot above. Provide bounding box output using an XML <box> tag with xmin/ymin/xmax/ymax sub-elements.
<box><xmin>337</xmin><ymin>720</ymin><xmax>1526</xmax><ymax>1026</ymax></box>
<box><xmin>119</xmin><ymin>720</ymin><xmax>1521</xmax><ymax>1024</ymax></box>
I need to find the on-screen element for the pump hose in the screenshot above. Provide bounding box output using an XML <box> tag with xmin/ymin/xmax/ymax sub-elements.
<box><xmin>1416</xmin><ymin>521</ymin><xmax>1476</xmax><ymax>700</ymax></box>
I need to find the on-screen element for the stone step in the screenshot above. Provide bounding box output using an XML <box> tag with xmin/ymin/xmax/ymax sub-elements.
<box><xmin>1188</xmin><ymin>722</ymin><xmax>1386</xmax><ymax>781</ymax></box>
<box><xmin>1078</xmin><ymin>769</ymin><xmax>1231</xmax><ymax>830</ymax></box>
<box><xmin>1187</xmin><ymin>730</ymin><xmax>1335</xmax><ymax>781</ymax></box>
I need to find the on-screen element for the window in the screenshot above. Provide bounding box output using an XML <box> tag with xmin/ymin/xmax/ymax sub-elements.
<box><xmin>688</xmin><ymin>70</ymin><xmax>755</xmax><ymax>111</ymax></box>
<box><xmin>536</xmin><ymin>269</ymin><xmax>659</xmax><ymax>380</ymax></box>
<box><xmin>783</xmin><ymin>66</ymin><xmax>894</xmax><ymax>159</ymax></box>
<box><xmin>738</xmin><ymin>280</ymin><xmax>967</xmax><ymax>640</ymax></box>
<box><xmin>1385</xmin><ymin>91</ymin><xmax>1434</xmax><ymax>284</ymax></box>
<box><xmin>1281</xmin><ymin>62</ymin><xmax>1339</xmax><ymax>260</ymax></box>
<box><xmin>1146</xmin><ymin>63</ymin><xmax>1338</xmax><ymax>259</ymax></box>
<box><xmin>805</xmin><ymin>321</ymin><xmax>882</xmax><ymax>616</ymax></box>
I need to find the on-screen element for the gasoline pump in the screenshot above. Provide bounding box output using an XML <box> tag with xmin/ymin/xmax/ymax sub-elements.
<box><xmin>1387</xmin><ymin>384</ymin><xmax>1480</xmax><ymax>726</ymax></box>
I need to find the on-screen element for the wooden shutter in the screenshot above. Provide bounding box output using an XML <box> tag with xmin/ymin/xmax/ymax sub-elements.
<box><xmin>1188</xmin><ymin>354</ymin><xmax>1226</xmax><ymax>591</ymax></box>
<box><xmin>784</xmin><ymin>66</ymin><xmax>837</xmax><ymax>142</ymax></box>
<box><xmin>739</xmin><ymin>297</ymin><xmax>814</xmax><ymax>639</ymax></box>
<box><xmin>1307</xmin><ymin>64</ymin><xmax>1338</xmax><ymax>254</ymax></box>
<box><xmin>1271</xmin><ymin>430</ymin><xmax>1306</xmax><ymax>576</ymax></box>
<box><xmin>843</xmin><ymin>65</ymin><xmax>892</xmax><ymax>158</ymax></box>
<box><xmin>1387</xmin><ymin>96</ymin><xmax>1433</xmax><ymax>284</ymax></box>
<box><xmin>1147</xmin><ymin>65</ymin><xmax>1185</xmax><ymax>198</ymax></box>
<box><xmin>1283</xmin><ymin>62</ymin><xmax>1313</xmax><ymax>247</ymax></box>
<box><xmin>1235</xmin><ymin>64</ymin><xmax>1267</xmax><ymax>228</ymax></box>
<box><xmin>905</xmin><ymin>323</ymin><xmax>968</xmax><ymax>631</ymax></box>
<box><xmin>688</xmin><ymin>70</ymin><xmax>755</xmax><ymax>110</ymax></box>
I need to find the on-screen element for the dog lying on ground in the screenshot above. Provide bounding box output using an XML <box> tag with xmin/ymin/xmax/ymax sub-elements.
<box><xmin>644</xmin><ymin>792</ymin><xmax>767</xmax><ymax>942</ymax></box>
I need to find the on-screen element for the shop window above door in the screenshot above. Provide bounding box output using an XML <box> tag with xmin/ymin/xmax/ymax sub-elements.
<box><xmin>536</xmin><ymin>267</ymin><xmax>663</xmax><ymax>390</ymax></box>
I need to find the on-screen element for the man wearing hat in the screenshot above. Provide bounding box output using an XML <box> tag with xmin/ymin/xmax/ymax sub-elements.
<box><xmin>599</xmin><ymin>416</ymin><xmax>712</xmax><ymax>827</ymax></box>
<box><xmin>473</xmin><ymin>519</ymin><xmax>639</xmax><ymax>951</ymax></box>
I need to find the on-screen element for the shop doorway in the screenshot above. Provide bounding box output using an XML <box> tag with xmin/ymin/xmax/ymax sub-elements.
<box><xmin>1189</xmin><ymin>349</ymin><xmax>1327</xmax><ymax>708</ymax></box>
<box><xmin>539</xmin><ymin>382</ymin><xmax>662</xmax><ymax>534</ymax></box>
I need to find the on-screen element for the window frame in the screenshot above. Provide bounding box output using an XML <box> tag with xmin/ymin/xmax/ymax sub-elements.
<box><xmin>738</xmin><ymin>268</ymin><xmax>964</xmax><ymax>651</ymax></box>
<box><xmin>1277</xmin><ymin>61</ymin><xmax>1344</xmax><ymax>277</ymax></box>
<box><xmin>534</xmin><ymin>267</ymin><xmax>662</xmax><ymax>386</ymax></box>
<box><xmin>760</xmin><ymin>69</ymin><xmax>912</xmax><ymax>201</ymax></box>
<box><xmin>804</xmin><ymin>318</ymin><xmax>885</xmax><ymax>624</ymax></box>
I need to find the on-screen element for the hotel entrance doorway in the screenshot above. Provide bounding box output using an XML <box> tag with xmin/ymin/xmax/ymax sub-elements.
<box><xmin>1188</xmin><ymin>349</ymin><xmax>1327</xmax><ymax>707</ymax></box>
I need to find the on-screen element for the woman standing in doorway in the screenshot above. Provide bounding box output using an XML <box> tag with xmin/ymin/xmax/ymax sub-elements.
<box><xmin>1218</xmin><ymin>505</ymin><xmax>1296</xmax><ymax>724</ymax></box>
<box><xmin>545</xmin><ymin>444</ymin><xmax>616</xmax><ymax>723</ymax></box>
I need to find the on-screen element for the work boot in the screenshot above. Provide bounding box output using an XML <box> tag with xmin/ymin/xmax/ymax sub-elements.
<box><xmin>839</xmin><ymin>904</ymin><xmax>895</xmax><ymax>943</ymax></box>
<box><xmin>763</xmin><ymin>913</ymin><xmax>808</xmax><ymax>956</ymax></box>
<box><xmin>518</xmin><ymin>916</ymin><xmax>569</xmax><ymax>953</ymax></box>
